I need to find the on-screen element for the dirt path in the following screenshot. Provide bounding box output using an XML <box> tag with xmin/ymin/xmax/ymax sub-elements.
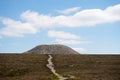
<box><xmin>46</xmin><ymin>55</ymin><xmax>68</xmax><ymax>80</ymax></box>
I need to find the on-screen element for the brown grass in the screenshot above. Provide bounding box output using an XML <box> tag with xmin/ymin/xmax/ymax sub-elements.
<box><xmin>52</xmin><ymin>54</ymin><xmax>120</xmax><ymax>80</ymax></box>
<box><xmin>0</xmin><ymin>54</ymin><xmax>120</xmax><ymax>80</ymax></box>
<box><xmin>0</xmin><ymin>54</ymin><xmax>57</xmax><ymax>80</ymax></box>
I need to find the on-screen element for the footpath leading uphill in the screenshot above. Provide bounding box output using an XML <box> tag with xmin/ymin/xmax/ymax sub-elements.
<box><xmin>24</xmin><ymin>44</ymin><xmax>79</xmax><ymax>79</ymax></box>
<box><xmin>46</xmin><ymin>55</ymin><xmax>68</xmax><ymax>80</ymax></box>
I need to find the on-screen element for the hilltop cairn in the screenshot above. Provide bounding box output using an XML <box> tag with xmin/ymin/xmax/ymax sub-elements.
<box><xmin>25</xmin><ymin>44</ymin><xmax>79</xmax><ymax>54</ymax></box>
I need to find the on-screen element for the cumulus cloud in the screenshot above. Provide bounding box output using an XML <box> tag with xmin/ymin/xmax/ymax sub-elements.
<box><xmin>48</xmin><ymin>30</ymin><xmax>89</xmax><ymax>45</ymax></box>
<box><xmin>73</xmin><ymin>48</ymin><xmax>87</xmax><ymax>53</ymax></box>
<box><xmin>0</xmin><ymin>18</ymin><xmax>37</xmax><ymax>37</ymax></box>
<box><xmin>57</xmin><ymin>7</ymin><xmax>81</xmax><ymax>14</ymax></box>
<box><xmin>55</xmin><ymin>39</ymin><xmax>82</xmax><ymax>44</ymax></box>
<box><xmin>0</xmin><ymin>4</ymin><xmax>120</xmax><ymax>37</ymax></box>
<box><xmin>48</xmin><ymin>30</ymin><xmax>80</xmax><ymax>39</ymax></box>
<box><xmin>21</xmin><ymin>11</ymin><xmax>57</xmax><ymax>28</ymax></box>
<box><xmin>20</xmin><ymin>4</ymin><xmax>120</xmax><ymax>28</ymax></box>
<box><xmin>55</xmin><ymin>39</ymin><xmax>90</xmax><ymax>45</ymax></box>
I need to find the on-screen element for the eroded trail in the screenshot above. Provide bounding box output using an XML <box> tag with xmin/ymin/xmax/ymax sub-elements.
<box><xmin>46</xmin><ymin>55</ymin><xmax>68</xmax><ymax>80</ymax></box>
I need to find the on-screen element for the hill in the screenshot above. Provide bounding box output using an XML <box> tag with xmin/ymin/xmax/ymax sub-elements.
<box><xmin>25</xmin><ymin>44</ymin><xmax>79</xmax><ymax>54</ymax></box>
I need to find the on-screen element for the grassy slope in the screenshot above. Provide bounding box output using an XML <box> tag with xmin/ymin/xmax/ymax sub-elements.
<box><xmin>0</xmin><ymin>54</ymin><xmax>120</xmax><ymax>80</ymax></box>
<box><xmin>52</xmin><ymin>54</ymin><xmax>120</xmax><ymax>80</ymax></box>
<box><xmin>0</xmin><ymin>54</ymin><xmax>57</xmax><ymax>80</ymax></box>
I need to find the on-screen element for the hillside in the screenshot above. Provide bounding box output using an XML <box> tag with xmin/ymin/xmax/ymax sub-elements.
<box><xmin>0</xmin><ymin>54</ymin><xmax>120</xmax><ymax>80</ymax></box>
<box><xmin>25</xmin><ymin>44</ymin><xmax>79</xmax><ymax>54</ymax></box>
<box><xmin>52</xmin><ymin>54</ymin><xmax>120</xmax><ymax>80</ymax></box>
<box><xmin>0</xmin><ymin>54</ymin><xmax>55</xmax><ymax>80</ymax></box>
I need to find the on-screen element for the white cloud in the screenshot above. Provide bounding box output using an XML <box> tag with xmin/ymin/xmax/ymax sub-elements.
<box><xmin>20</xmin><ymin>4</ymin><xmax>120</xmax><ymax>28</ymax></box>
<box><xmin>57</xmin><ymin>7</ymin><xmax>81</xmax><ymax>14</ymax></box>
<box><xmin>21</xmin><ymin>11</ymin><xmax>57</xmax><ymax>28</ymax></box>
<box><xmin>0</xmin><ymin>18</ymin><xmax>37</xmax><ymax>37</ymax></box>
<box><xmin>48</xmin><ymin>30</ymin><xmax>80</xmax><ymax>39</ymax></box>
<box><xmin>55</xmin><ymin>39</ymin><xmax>90</xmax><ymax>45</ymax></box>
<box><xmin>0</xmin><ymin>4</ymin><xmax>120</xmax><ymax>37</ymax></box>
<box><xmin>73</xmin><ymin>48</ymin><xmax>87</xmax><ymax>53</ymax></box>
<box><xmin>55</xmin><ymin>39</ymin><xmax>82</xmax><ymax>45</ymax></box>
<box><xmin>48</xmin><ymin>30</ymin><xmax>89</xmax><ymax>45</ymax></box>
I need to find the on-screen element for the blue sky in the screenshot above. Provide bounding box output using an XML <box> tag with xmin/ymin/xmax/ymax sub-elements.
<box><xmin>0</xmin><ymin>0</ymin><xmax>120</xmax><ymax>54</ymax></box>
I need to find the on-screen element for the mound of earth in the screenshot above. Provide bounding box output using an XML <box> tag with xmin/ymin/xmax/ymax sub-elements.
<box><xmin>25</xmin><ymin>44</ymin><xmax>79</xmax><ymax>54</ymax></box>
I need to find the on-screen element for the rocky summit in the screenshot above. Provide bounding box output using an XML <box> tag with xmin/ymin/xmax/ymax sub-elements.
<box><xmin>25</xmin><ymin>44</ymin><xmax>79</xmax><ymax>54</ymax></box>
